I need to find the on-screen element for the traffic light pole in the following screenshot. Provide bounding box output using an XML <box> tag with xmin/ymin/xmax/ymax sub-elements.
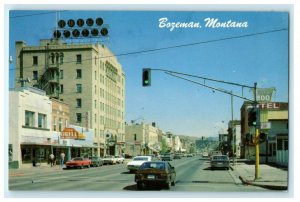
<box><xmin>253</xmin><ymin>82</ymin><xmax>260</xmax><ymax>180</ymax></box>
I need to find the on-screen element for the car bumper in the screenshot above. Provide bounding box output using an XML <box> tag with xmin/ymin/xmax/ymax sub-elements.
<box><xmin>211</xmin><ymin>162</ymin><xmax>229</xmax><ymax>168</ymax></box>
<box><xmin>127</xmin><ymin>165</ymin><xmax>140</xmax><ymax>171</ymax></box>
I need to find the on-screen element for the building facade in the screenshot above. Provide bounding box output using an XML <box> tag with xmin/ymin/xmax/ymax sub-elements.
<box><xmin>15</xmin><ymin>39</ymin><xmax>125</xmax><ymax>157</ymax></box>
<box><xmin>125</xmin><ymin>123</ymin><xmax>162</xmax><ymax>157</ymax></box>
<box><xmin>9</xmin><ymin>87</ymin><xmax>52</xmax><ymax>168</ymax></box>
<box><xmin>240</xmin><ymin>102</ymin><xmax>288</xmax><ymax>166</ymax></box>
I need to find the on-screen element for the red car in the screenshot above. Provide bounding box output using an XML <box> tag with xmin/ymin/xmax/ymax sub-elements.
<box><xmin>66</xmin><ymin>157</ymin><xmax>91</xmax><ymax>169</ymax></box>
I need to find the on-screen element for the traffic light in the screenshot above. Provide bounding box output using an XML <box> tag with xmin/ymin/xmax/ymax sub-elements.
<box><xmin>248</xmin><ymin>108</ymin><xmax>257</xmax><ymax>126</ymax></box>
<box><xmin>259</xmin><ymin>132</ymin><xmax>267</xmax><ymax>143</ymax></box>
<box><xmin>142</xmin><ymin>68</ymin><xmax>151</xmax><ymax>86</ymax></box>
<box><xmin>245</xmin><ymin>133</ymin><xmax>254</xmax><ymax>145</ymax></box>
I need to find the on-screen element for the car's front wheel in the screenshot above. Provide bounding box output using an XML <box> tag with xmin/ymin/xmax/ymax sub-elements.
<box><xmin>165</xmin><ymin>180</ymin><xmax>171</xmax><ymax>189</ymax></box>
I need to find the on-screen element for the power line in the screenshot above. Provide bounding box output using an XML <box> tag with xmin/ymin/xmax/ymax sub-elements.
<box><xmin>165</xmin><ymin>72</ymin><xmax>254</xmax><ymax>102</ymax></box>
<box><xmin>9</xmin><ymin>27</ymin><xmax>287</xmax><ymax>71</ymax></box>
<box><xmin>9</xmin><ymin>11</ymin><xmax>68</xmax><ymax>19</ymax></box>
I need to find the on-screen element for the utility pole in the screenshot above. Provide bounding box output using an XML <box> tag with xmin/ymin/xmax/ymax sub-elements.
<box><xmin>231</xmin><ymin>91</ymin><xmax>235</xmax><ymax>165</ymax></box>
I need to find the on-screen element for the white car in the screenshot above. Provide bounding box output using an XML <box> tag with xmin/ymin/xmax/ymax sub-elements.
<box><xmin>127</xmin><ymin>156</ymin><xmax>152</xmax><ymax>172</ymax></box>
<box><xmin>103</xmin><ymin>155</ymin><xmax>117</xmax><ymax>165</ymax></box>
<box><xmin>115</xmin><ymin>155</ymin><xmax>125</xmax><ymax>164</ymax></box>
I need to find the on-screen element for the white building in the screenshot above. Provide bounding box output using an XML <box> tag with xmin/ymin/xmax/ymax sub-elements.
<box><xmin>9</xmin><ymin>87</ymin><xmax>52</xmax><ymax>168</ymax></box>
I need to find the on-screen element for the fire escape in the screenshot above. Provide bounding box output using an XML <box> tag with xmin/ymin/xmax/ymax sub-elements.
<box><xmin>37</xmin><ymin>52</ymin><xmax>63</xmax><ymax>99</ymax></box>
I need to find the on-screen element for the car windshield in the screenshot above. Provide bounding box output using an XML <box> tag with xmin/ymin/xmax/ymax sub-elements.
<box><xmin>213</xmin><ymin>155</ymin><xmax>228</xmax><ymax>160</ymax></box>
<box><xmin>133</xmin><ymin>157</ymin><xmax>149</xmax><ymax>161</ymax></box>
<box><xmin>73</xmin><ymin>157</ymin><xmax>82</xmax><ymax>161</ymax></box>
<box><xmin>104</xmin><ymin>156</ymin><xmax>112</xmax><ymax>158</ymax></box>
<box><xmin>140</xmin><ymin>162</ymin><xmax>165</xmax><ymax>170</ymax></box>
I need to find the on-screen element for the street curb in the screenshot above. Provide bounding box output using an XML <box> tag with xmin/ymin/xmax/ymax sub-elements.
<box><xmin>238</xmin><ymin>176</ymin><xmax>288</xmax><ymax>190</ymax></box>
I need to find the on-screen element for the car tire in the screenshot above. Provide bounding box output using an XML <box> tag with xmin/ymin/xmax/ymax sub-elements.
<box><xmin>166</xmin><ymin>180</ymin><xmax>171</xmax><ymax>190</ymax></box>
<box><xmin>137</xmin><ymin>182</ymin><xmax>144</xmax><ymax>190</ymax></box>
<box><xmin>171</xmin><ymin>180</ymin><xmax>175</xmax><ymax>186</ymax></box>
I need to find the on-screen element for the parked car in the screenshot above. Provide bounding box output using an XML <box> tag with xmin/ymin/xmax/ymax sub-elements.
<box><xmin>127</xmin><ymin>156</ymin><xmax>152</xmax><ymax>172</ymax></box>
<box><xmin>173</xmin><ymin>153</ymin><xmax>182</xmax><ymax>159</ymax></box>
<box><xmin>103</xmin><ymin>155</ymin><xmax>117</xmax><ymax>165</ymax></box>
<box><xmin>202</xmin><ymin>151</ymin><xmax>209</xmax><ymax>158</ymax></box>
<box><xmin>115</xmin><ymin>155</ymin><xmax>125</xmax><ymax>164</ymax></box>
<box><xmin>210</xmin><ymin>151</ymin><xmax>222</xmax><ymax>160</ymax></box>
<box><xmin>210</xmin><ymin>155</ymin><xmax>230</xmax><ymax>170</ymax></box>
<box><xmin>135</xmin><ymin>161</ymin><xmax>176</xmax><ymax>190</ymax></box>
<box><xmin>89</xmin><ymin>156</ymin><xmax>104</xmax><ymax>167</ymax></box>
<box><xmin>161</xmin><ymin>153</ymin><xmax>173</xmax><ymax>161</ymax></box>
<box><xmin>187</xmin><ymin>153</ymin><xmax>193</xmax><ymax>157</ymax></box>
<box><xmin>65</xmin><ymin>157</ymin><xmax>91</xmax><ymax>169</ymax></box>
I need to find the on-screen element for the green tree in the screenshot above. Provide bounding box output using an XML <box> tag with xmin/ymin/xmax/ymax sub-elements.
<box><xmin>161</xmin><ymin>138</ymin><xmax>168</xmax><ymax>154</ymax></box>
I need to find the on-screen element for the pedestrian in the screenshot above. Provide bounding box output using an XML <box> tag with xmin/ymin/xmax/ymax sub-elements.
<box><xmin>49</xmin><ymin>153</ymin><xmax>55</xmax><ymax>167</ymax></box>
<box><xmin>60</xmin><ymin>151</ymin><xmax>65</xmax><ymax>166</ymax></box>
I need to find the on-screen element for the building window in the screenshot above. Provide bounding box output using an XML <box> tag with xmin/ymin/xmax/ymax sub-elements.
<box><xmin>134</xmin><ymin>134</ymin><xmax>137</xmax><ymax>141</ymax></box>
<box><xmin>95</xmin><ymin>71</ymin><xmax>97</xmax><ymax>80</ymax></box>
<box><xmin>59</xmin><ymin>70</ymin><xmax>64</xmax><ymax>79</ymax></box>
<box><xmin>38</xmin><ymin>113</ymin><xmax>46</xmax><ymax>128</ymax></box>
<box><xmin>59</xmin><ymin>118</ymin><xmax>63</xmax><ymax>132</ymax></box>
<box><xmin>76</xmin><ymin>113</ymin><xmax>82</xmax><ymax>123</ymax></box>
<box><xmin>76</xmin><ymin>84</ymin><xmax>82</xmax><ymax>93</ymax></box>
<box><xmin>76</xmin><ymin>69</ymin><xmax>82</xmax><ymax>78</ymax></box>
<box><xmin>33</xmin><ymin>71</ymin><xmax>38</xmax><ymax>80</ymax></box>
<box><xmin>60</xmin><ymin>53</ymin><xmax>64</xmax><ymax>64</ymax></box>
<box><xmin>33</xmin><ymin>56</ymin><xmax>38</xmax><ymax>65</ymax></box>
<box><xmin>50</xmin><ymin>53</ymin><xmax>55</xmax><ymax>64</ymax></box>
<box><xmin>25</xmin><ymin>111</ymin><xmax>35</xmax><ymax>127</ymax></box>
<box><xmin>53</xmin><ymin>117</ymin><xmax>57</xmax><ymax>131</ymax></box>
<box><xmin>76</xmin><ymin>99</ymin><xmax>82</xmax><ymax>108</ymax></box>
<box><xmin>76</xmin><ymin>54</ymin><xmax>82</xmax><ymax>64</ymax></box>
<box><xmin>94</xmin><ymin>100</ymin><xmax>97</xmax><ymax>109</ymax></box>
<box><xmin>60</xmin><ymin>85</ymin><xmax>64</xmax><ymax>93</ymax></box>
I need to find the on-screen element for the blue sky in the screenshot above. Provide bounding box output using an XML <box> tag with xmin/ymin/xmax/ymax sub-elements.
<box><xmin>8</xmin><ymin>10</ymin><xmax>289</xmax><ymax>137</ymax></box>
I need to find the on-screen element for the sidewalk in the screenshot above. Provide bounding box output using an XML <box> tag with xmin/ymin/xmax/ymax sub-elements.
<box><xmin>230</xmin><ymin>161</ymin><xmax>288</xmax><ymax>190</ymax></box>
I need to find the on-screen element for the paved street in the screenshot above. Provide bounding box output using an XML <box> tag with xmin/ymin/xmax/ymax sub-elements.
<box><xmin>8</xmin><ymin>156</ymin><xmax>268</xmax><ymax>193</ymax></box>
